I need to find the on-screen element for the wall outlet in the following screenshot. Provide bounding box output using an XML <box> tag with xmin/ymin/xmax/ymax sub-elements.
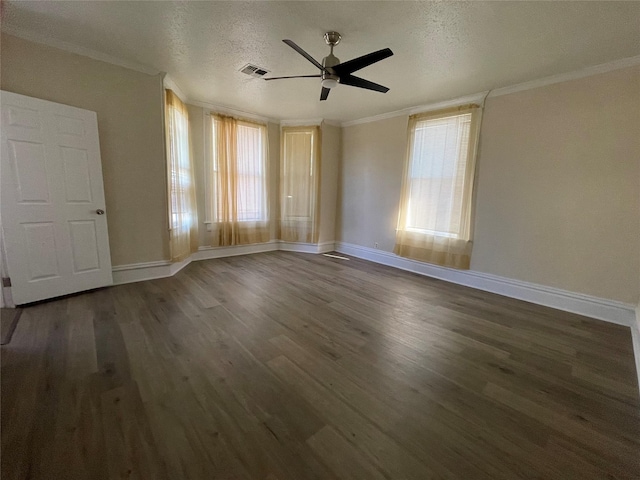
<box><xmin>374</xmin><ymin>242</ymin><xmax>379</xmax><ymax>249</ymax></box>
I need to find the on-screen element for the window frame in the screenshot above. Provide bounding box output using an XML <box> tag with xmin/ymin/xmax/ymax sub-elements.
<box><xmin>280</xmin><ymin>126</ymin><xmax>319</xmax><ymax>223</ymax></box>
<box><xmin>204</xmin><ymin>113</ymin><xmax>269</xmax><ymax>226</ymax></box>
<box><xmin>399</xmin><ymin>105</ymin><xmax>480</xmax><ymax>241</ymax></box>
<box><xmin>278</xmin><ymin>125</ymin><xmax>321</xmax><ymax>243</ymax></box>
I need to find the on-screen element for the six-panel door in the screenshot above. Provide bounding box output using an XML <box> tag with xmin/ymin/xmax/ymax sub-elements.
<box><xmin>1</xmin><ymin>91</ymin><xmax>113</xmax><ymax>305</ymax></box>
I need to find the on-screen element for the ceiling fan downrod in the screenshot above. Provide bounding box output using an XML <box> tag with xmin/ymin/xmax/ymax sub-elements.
<box><xmin>322</xmin><ymin>32</ymin><xmax>342</xmax><ymax>90</ymax></box>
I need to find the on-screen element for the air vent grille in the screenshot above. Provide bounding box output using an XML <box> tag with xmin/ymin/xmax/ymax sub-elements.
<box><xmin>240</xmin><ymin>64</ymin><xmax>270</xmax><ymax>78</ymax></box>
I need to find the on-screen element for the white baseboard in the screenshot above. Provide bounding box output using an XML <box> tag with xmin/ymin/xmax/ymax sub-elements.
<box><xmin>334</xmin><ymin>242</ymin><xmax>636</xmax><ymax>328</ymax></box>
<box><xmin>335</xmin><ymin>241</ymin><xmax>640</xmax><ymax>395</ymax></box>
<box><xmin>112</xmin><ymin>239</ymin><xmax>639</xmax><ymax>394</ymax></box>
<box><xmin>278</xmin><ymin>241</ymin><xmax>335</xmax><ymax>254</ymax></box>
<box><xmin>112</xmin><ymin>260</ymin><xmax>174</xmax><ymax>285</ymax></box>
<box><xmin>112</xmin><ymin>240</ymin><xmax>336</xmax><ymax>285</ymax></box>
<box><xmin>193</xmin><ymin>241</ymin><xmax>280</xmax><ymax>261</ymax></box>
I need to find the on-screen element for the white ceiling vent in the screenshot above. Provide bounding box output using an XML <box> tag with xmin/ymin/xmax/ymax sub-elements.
<box><xmin>239</xmin><ymin>64</ymin><xmax>270</xmax><ymax>78</ymax></box>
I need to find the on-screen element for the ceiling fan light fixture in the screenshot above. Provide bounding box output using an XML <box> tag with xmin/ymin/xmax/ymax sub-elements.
<box><xmin>321</xmin><ymin>77</ymin><xmax>338</xmax><ymax>89</ymax></box>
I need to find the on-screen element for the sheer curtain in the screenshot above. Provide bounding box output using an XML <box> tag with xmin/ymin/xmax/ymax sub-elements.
<box><xmin>394</xmin><ymin>104</ymin><xmax>481</xmax><ymax>269</ymax></box>
<box><xmin>206</xmin><ymin>114</ymin><xmax>270</xmax><ymax>246</ymax></box>
<box><xmin>165</xmin><ymin>89</ymin><xmax>198</xmax><ymax>262</ymax></box>
<box><xmin>279</xmin><ymin>126</ymin><xmax>321</xmax><ymax>243</ymax></box>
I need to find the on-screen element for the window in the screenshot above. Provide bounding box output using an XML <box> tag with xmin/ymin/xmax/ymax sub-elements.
<box><xmin>205</xmin><ymin>114</ymin><xmax>270</xmax><ymax>246</ymax></box>
<box><xmin>210</xmin><ymin>118</ymin><xmax>267</xmax><ymax>222</ymax></box>
<box><xmin>406</xmin><ymin>112</ymin><xmax>472</xmax><ymax>237</ymax></box>
<box><xmin>165</xmin><ymin>89</ymin><xmax>197</xmax><ymax>261</ymax></box>
<box><xmin>395</xmin><ymin>105</ymin><xmax>481</xmax><ymax>269</ymax></box>
<box><xmin>280</xmin><ymin>126</ymin><xmax>320</xmax><ymax>243</ymax></box>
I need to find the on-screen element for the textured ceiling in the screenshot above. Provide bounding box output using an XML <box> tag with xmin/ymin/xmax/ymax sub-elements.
<box><xmin>2</xmin><ymin>1</ymin><xmax>640</xmax><ymax>122</ymax></box>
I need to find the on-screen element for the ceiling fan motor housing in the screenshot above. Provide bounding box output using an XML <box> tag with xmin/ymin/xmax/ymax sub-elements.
<box><xmin>322</xmin><ymin>53</ymin><xmax>340</xmax><ymax>87</ymax></box>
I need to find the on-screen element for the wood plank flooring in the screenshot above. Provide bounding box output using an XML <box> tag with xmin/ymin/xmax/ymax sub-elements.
<box><xmin>1</xmin><ymin>308</ymin><xmax>22</xmax><ymax>345</ymax></box>
<box><xmin>2</xmin><ymin>251</ymin><xmax>639</xmax><ymax>479</ymax></box>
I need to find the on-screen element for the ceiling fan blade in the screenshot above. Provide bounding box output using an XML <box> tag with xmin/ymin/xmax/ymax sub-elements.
<box><xmin>283</xmin><ymin>39</ymin><xmax>324</xmax><ymax>71</ymax></box>
<box><xmin>264</xmin><ymin>75</ymin><xmax>322</xmax><ymax>81</ymax></box>
<box><xmin>320</xmin><ymin>87</ymin><xmax>331</xmax><ymax>101</ymax></box>
<box><xmin>339</xmin><ymin>74</ymin><xmax>389</xmax><ymax>93</ymax></box>
<box><xmin>333</xmin><ymin>48</ymin><xmax>393</xmax><ymax>75</ymax></box>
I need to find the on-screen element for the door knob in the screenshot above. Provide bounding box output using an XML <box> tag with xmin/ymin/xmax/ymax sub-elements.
<box><xmin>96</xmin><ymin>209</ymin><xmax>105</xmax><ymax>215</ymax></box>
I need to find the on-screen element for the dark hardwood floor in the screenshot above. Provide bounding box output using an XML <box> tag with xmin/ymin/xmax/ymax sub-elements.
<box><xmin>2</xmin><ymin>251</ymin><xmax>639</xmax><ymax>479</ymax></box>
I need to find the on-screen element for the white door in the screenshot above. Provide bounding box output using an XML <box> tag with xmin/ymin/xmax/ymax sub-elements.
<box><xmin>1</xmin><ymin>91</ymin><xmax>113</xmax><ymax>305</ymax></box>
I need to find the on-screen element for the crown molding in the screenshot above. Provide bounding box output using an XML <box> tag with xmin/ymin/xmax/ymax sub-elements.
<box><xmin>280</xmin><ymin>118</ymin><xmax>323</xmax><ymax>127</ymax></box>
<box><xmin>322</xmin><ymin>119</ymin><xmax>342</xmax><ymax>127</ymax></box>
<box><xmin>163</xmin><ymin>75</ymin><xmax>189</xmax><ymax>104</ymax></box>
<box><xmin>341</xmin><ymin>92</ymin><xmax>488</xmax><ymax>128</ymax></box>
<box><xmin>278</xmin><ymin>118</ymin><xmax>342</xmax><ymax>127</ymax></box>
<box><xmin>341</xmin><ymin>54</ymin><xmax>640</xmax><ymax>128</ymax></box>
<box><xmin>1</xmin><ymin>25</ymin><xmax>160</xmax><ymax>76</ymax></box>
<box><xmin>281</xmin><ymin>118</ymin><xmax>322</xmax><ymax>127</ymax></box>
<box><xmin>488</xmin><ymin>54</ymin><xmax>640</xmax><ymax>98</ymax></box>
<box><xmin>340</xmin><ymin>107</ymin><xmax>410</xmax><ymax>128</ymax></box>
<box><xmin>5</xmin><ymin>23</ymin><xmax>638</xmax><ymax>128</ymax></box>
<box><xmin>189</xmin><ymin>99</ymin><xmax>279</xmax><ymax>124</ymax></box>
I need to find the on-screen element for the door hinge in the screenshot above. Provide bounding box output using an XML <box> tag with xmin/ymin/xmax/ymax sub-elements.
<box><xmin>2</xmin><ymin>277</ymin><xmax>11</xmax><ymax>287</ymax></box>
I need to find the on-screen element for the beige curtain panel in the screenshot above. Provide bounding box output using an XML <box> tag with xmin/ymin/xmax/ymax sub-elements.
<box><xmin>394</xmin><ymin>104</ymin><xmax>482</xmax><ymax>269</ymax></box>
<box><xmin>165</xmin><ymin>89</ymin><xmax>199</xmax><ymax>262</ymax></box>
<box><xmin>207</xmin><ymin>114</ymin><xmax>270</xmax><ymax>247</ymax></box>
<box><xmin>279</xmin><ymin>126</ymin><xmax>321</xmax><ymax>243</ymax></box>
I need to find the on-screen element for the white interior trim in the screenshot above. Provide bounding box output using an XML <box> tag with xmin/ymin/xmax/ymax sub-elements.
<box><xmin>188</xmin><ymin>100</ymin><xmax>278</xmax><ymax>124</ymax></box>
<box><xmin>335</xmin><ymin>242</ymin><xmax>636</xmax><ymax>327</ymax></box>
<box><xmin>341</xmin><ymin>55</ymin><xmax>640</xmax><ymax>128</ymax></box>
<box><xmin>280</xmin><ymin>118</ymin><xmax>323</xmax><ymax>127</ymax></box>
<box><xmin>112</xmin><ymin>260</ymin><xmax>173</xmax><ymax>285</ymax></box>
<box><xmin>279</xmin><ymin>119</ymin><xmax>342</xmax><ymax>128</ymax></box>
<box><xmin>163</xmin><ymin>74</ymin><xmax>189</xmax><ymax>104</ymax></box>
<box><xmin>278</xmin><ymin>241</ymin><xmax>335</xmax><ymax>254</ymax></box>
<box><xmin>77</xmin><ymin>240</ymin><xmax>640</xmax><ymax>394</ymax></box>
<box><xmin>488</xmin><ymin>54</ymin><xmax>640</xmax><ymax>98</ymax></box>
<box><xmin>6</xmin><ymin>24</ymin><xmax>638</xmax><ymax>127</ymax></box>
<box><xmin>112</xmin><ymin>239</ymin><xmax>634</xmax><ymax>328</ymax></box>
<box><xmin>193</xmin><ymin>241</ymin><xmax>279</xmax><ymax>261</ymax></box>
<box><xmin>112</xmin><ymin>240</ymin><xmax>336</xmax><ymax>285</ymax></box>
<box><xmin>336</xmin><ymin>243</ymin><xmax>640</xmax><ymax>392</ymax></box>
<box><xmin>2</xmin><ymin>25</ymin><xmax>160</xmax><ymax>76</ymax></box>
<box><xmin>341</xmin><ymin>92</ymin><xmax>488</xmax><ymax>128</ymax></box>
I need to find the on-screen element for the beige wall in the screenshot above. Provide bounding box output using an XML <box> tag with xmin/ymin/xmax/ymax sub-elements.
<box><xmin>267</xmin><ymin>122</ymin><xmax>280</xmax><ymax>240</ymax></box>
<box><xmin>187</xmin><ymin>104</ymin><xmax>207</xmax><ymax>247</ymax></box>
<box><xmin>1</xmin><ymin>34</ymin><xmax>169</xmax><ymax>266</ymax></box>
<box><xmin>338</xmin><ymin>66</ymin><xmax>640</xmax><ymax>304</ymax></box>
<box><xmin>6</xmin><ymin>32</ymin><xmax>637</xmax><ymax>304</ymax></box>
<box><xmin>319</xmin><ymin>123</ymin><xmax>341</xmax><ymax>244</ymax></box>
<box><xmin>187</xmin><ymin>104</ymin><xmax>280</xmax><ymax>245</ymax></box>
<box><xmin>472</xmin><ymin>66</ymin><xmax>640</xmax><ymax>303</ymax></box>
<box><xmin>338</xmin><ymin>115</ymin><xmax>408</xmax><ymax>252</ymax></box>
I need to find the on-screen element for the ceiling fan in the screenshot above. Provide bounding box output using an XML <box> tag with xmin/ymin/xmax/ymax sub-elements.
<box><xmin>265</xmin><ymin>32</ymin><xmax>393</xmax><ymax>101</ymax></box>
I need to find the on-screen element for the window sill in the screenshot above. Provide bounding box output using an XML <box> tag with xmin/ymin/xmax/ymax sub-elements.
<box><xmin>203</xmin><ymin>220</ymin><xmax>269</xmax><ymax>232</ymax></box>
<box><xmin>404</xmin><ymin>228</ymin><xmax>459</xmax><ymax>239</ymax></box>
